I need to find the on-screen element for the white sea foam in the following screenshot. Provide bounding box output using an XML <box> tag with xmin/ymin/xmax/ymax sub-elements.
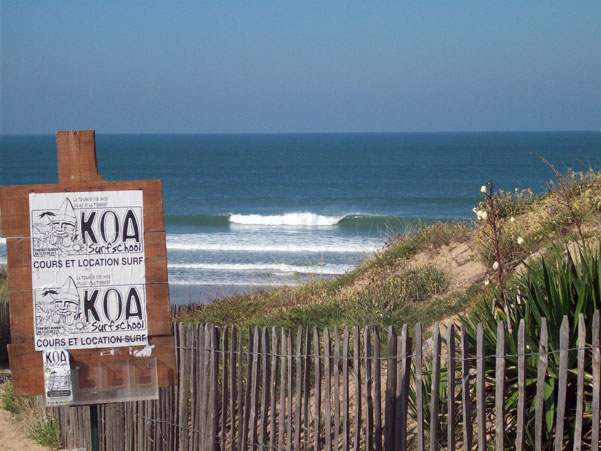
<box><xmin>168</xmin><ymin>262</ymin><xmax>352</xmax><ymax>275</ymax></box>
<box><xmin>166</xmin><ymin>232</ymin><xmax>380</xmax><ymax>254</ymax></box>
<box><xmin>229</xmin><ymin>212</ymin><xmax>342</xmax><ymax>226</ymax></box>
<box><xmin>169</xmin><ymin>280</ymin><xmax>301</xmax><ymax>287</ymax></box>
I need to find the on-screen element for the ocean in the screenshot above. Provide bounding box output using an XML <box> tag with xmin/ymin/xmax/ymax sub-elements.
<box><xmin>1</xmin><ymin>132</ymin><xmax>600</xmax><ymax>304</ymax></box>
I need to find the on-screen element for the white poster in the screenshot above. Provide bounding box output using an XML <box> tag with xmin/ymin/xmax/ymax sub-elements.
<box><xmin>43</xmin><ymin>349</ymin><xmax>73</xmax><ymax>407</ymax></box>
<box><xmin>29</xmin><ymin>191</ymin><xmax>148</xmax><ymax>351</ymax></box>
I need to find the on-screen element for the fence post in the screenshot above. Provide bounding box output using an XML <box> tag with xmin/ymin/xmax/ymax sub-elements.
<box><xmin>553</xmin><ymin>316</ymin><xmax>569</xmax><ymax>451</ymax></box>
<box><xmin>573</xmin><ymin>315</ymin><xmax>585</xmax><ymax>451</ymax></box>
<box><xmin>476</xmin><ymin>323</ymin><xmax>486</xmax><ymax>451</ymax></box>
<box><xmin>516</xmin><ymin>319</ymin><xmax>526</xmax><ymax>451</ymax></box>
<box><xmin>535</xmin><ymin>318</ymin><xmax>549</xmax><ymax>451</ymax></box>
<box><xmin>447</xmin><ymin>324</ymin><xmax>456</xmax><ymax>451</ymax></box>
<box><xmin>429</xmin><ymin>324</ymin><xmax>441</xmax><ymax>451</ymax></box>
<box><xmin>495</xmin><ymin>321</ymin><xmax>506</xmax><ymax>451</ymax></box>
<box><xmin>415</xmin><ymin>323</ymin><xmax>424</xmax><ymax>451</ymax></box>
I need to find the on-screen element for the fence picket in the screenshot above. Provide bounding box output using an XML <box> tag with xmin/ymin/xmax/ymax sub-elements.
<box><xmin>334</xmin><ymin>327</ymin><xmax>341</xmax><ymax>450</ymax></box>
<box><xmin>430</xmin><ymin>324</ymin><xmax>441</xmax><ymax>451</ymax></box>
<box><xmin>249</xmin><ymin>327</ymin><xmax>260</xmax><ymax>450</ymax></box>
<box><xmin>373</xmin><ymin>327</ymin><xmax>382</xmax><ymax>451</ymax></box>
<box><xmin>495</xmin><ymin>321</ymin><xmax>505</xmax><ymax>451</ymax></box>
<box><xmin>230</xmin><ymin>327</ymin><xmax>238</xmax><ymax>451</ymax></box>
<box><xmin>342</xmin><ymin>327</ymin><xmax>350</xmax><ymax>451</ymax></box>
<box><xmin>221</xmin><ymin>326</ymin><xmax>229</xmax><ymax>450</ymax></box>
<box><xmin>260</xmin><ymin>328</ymin><xmax>270</xmax><ymax>447</ymax></box>
<box><xmin>477</xmin><ymin>323</ymin><xmax>486</xmax><ymax>451</ymax></box>
<box><xmin>573</xmin><ymin>314</ymin><xmax>585</xmax><ymax>451</ymax></box>
<box><xmin>592</xmin><ymin>311</ymin><xmax>600</xmax><ymax>450</ymax></box>
<box><xmin>397</xmin><ymin>324</ymin><xmax>410</xmax><ymax>451</ymax></box>
<box><xmin>294</xmin><ymin>327</ymin><xmax>302</xmax><ymax>451</ymax></box>
<box><xmin>287</xmin><ymin>330</ymin><xmax>293</xmax><ymax>450</ymax></box>
<box><xmin>279</xmin><ymin>329</ymin><xmax>286</xmax><ymax>449</ymax></box>
<box><xmin>364</xmin><ymin>326</ymin><xmax>373</xmax><ymax>451</ymax></box>
<box><xmin>516</xmin><ymin>320</ymin><xmax>526</xmax><ymax>451</ymax></box>
<box><xmin>353</xmin><ymin>326</ymin><xmax>361</xmax><ymax>451</ymax></box>
<box><xmin>447</xmin><ymin>324</ymin><xmax>456</xmax><ymax>451</ymax></box>
<box><xmin>553</xmin><ymin>316</ymin><xmax>569</xmax><ymax>451</ymax></box>
<box><xmin>303</xmin><ymin>327</ymin><xmax>311</xmax><ymax>446</ymax></box>
<box><xmin>325</xmin><ymin>327</ymin><xmax>333</xmax><ymax>451</ymax></box>
<box><xmin>269</xmin><ymin>327</ymin><xmax>279</xmax><ymax>451</ymax></box>
<box><xmin>241</xmin><ymin>327</ymin><xmax>253</xmax><ymax>450</ymax></box>
<box><xmin>314</xmin><ymin>327</ymin><xmax>322</xmax><ymax>450</ymax></box>
<box><xmin>415</xmin><ymin>323</ymin><xmax>424</xmax><ymax>451</ymax></box>
<box><xmin>177</xmin><ymin>323</ymin><xmax>190</xmax><ymax>451</ymax></box>
<box><xmin>385</xmin><ymin>326</ymin><xmax>397</xmax><ymax>450</ymax></box>
<box><xmin>535</xmin><ymin>318</ymin><xmax>549</xmax><ymax>451</ymax></box>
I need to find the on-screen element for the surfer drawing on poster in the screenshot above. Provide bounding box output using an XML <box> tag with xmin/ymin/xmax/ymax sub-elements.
<box><xmin>32</xmin><ymin>198</ymin><xmax>84</xmax><ymax>256</ymax></box>
<box><xmin>35</xmin><ymin>277</ymin><xmax>86</xmax><ymax>334</ymax></box>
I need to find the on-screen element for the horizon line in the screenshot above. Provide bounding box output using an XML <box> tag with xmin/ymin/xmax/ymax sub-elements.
<box><xmin>0</xmin><ymin>129</ymin><xmax>598</xmax><ymax>137</ymax></box>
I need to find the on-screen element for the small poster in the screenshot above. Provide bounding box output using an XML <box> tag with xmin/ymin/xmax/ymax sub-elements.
<box><xmin>43</xmin><ymin>349</ymin><xmax>73</xmax><ymax>407</ymax></box>
<box><xmin>30</xmin><ymin>191</ymin><xmax>148</xmax><ymax>351</ymax></box>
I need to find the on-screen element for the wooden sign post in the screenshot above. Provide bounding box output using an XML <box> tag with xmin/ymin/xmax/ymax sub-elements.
<box><xmin>0</xmin><ymin>130</ymin><xmax>175</xmax><ymax>402</ymax></box>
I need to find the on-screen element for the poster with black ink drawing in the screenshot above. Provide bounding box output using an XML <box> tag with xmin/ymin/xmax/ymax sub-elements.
<box><xmin>29</xmin><ymin>191</ymin><xmax>148</xmax><ymax>351</ymax></box>
<box><xmin>43</xmin><ymin>349</ymin><xmax>73</xmax><ymax>407</ymax></box>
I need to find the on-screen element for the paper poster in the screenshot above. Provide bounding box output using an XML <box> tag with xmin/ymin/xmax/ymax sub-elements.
<box><xmin>43</xmin><ymin>349</ymin><xmax>73</xmax><ymax>407</ymax></box>
<box><xmin>29</xmin><ymin>191</ymin><xmax>148</xmax><ymax>351</ymax></box>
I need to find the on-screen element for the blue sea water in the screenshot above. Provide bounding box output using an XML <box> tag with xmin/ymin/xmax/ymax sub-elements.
<box><xmin>1</xmin><ymin>132</ymin><xmax>600</xmax><ymax>303</ymax></box>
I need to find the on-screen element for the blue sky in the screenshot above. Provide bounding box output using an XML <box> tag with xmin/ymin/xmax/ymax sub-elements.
<box><xmin>1</xmin><ymin>1</ymin><xmax>600</xmax><ymax>133</ymax></box>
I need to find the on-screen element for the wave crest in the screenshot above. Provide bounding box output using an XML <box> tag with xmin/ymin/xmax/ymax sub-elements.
<box><xmin>229</xmin><ymin>212</ymin><xmax>342</xmax><ymax>226</ymax></box>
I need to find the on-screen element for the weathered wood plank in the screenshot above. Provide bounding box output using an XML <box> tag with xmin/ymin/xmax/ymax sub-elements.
<box><xmin>269</xmin><ymin>327</ymin><xmax>279</xmax><ymax>451</ymax></box>
<box><xmin>553</xmin><ymin>316</ymin><xmax>569</xmax><ymax>451</ymax></box>
<box><xmin>415</xmin><ymin>323</ymin><xmax>424</xmax><ymax>451</ymax></box>
<box><xmin>353</xmin><ymin>326</ymin><xmax>361</xmax><ymax>451</ymax></box>
<box><xmin>260</xmin><ymin>328</ymin><xmax>270</xmax><ymax>448</ymax></box>
<box><xmin>294</xmin><ymin>327</ymin><xmax>302</xmax><ymax>451</ymax></box>
<box><xmin>342</xmin><ymin>327</ymin><xmax>350</xmax><ymax>451</ymax></box>
<box><xmin>249</xmin><ymin>327</ymin><xmax>260</xmax><ymax>450</ymax></box>
<box><xmin>230</xmin><ymin>327</ymin><xmax>238</xmax><ymax>451</ymax></box>
<box><xmin>373</xmin><ymin>327</ymin><xmax>382</xmax><ymax>451</ymax></box>
<box><xmin>334</xmin><ymin>327</ymin><xmax>341</xmax><ymax>450</ymax></box>
<box><xmin>495</xmin><ymin>321</ymin><xmax>505</xmax><ymax>451</ymax></box>
<box><xmin>314</xmin><ymin>327</ymin><xmax>322</xmax><ymax>450</ymax></box>
<box><xmin>278</xmin><ymin>329</ymin><xmax>286</xmax><ymax>449</ymax></box>
<box><xmin>384</xmin><ymin>326</ymin><xmax>397</xmax><ymax>451</ymax></box>
<box><xmin>476</xmin><ymin>323</ymin><xmax>486</xmax><ymax>451</ymax></box>
<box><xmin>221</xmin><ymin>326</ymin><xmax>229</xmax><ymax>450</ymax></box>
<box><xmin>364</xmin><ymin>326</ymin><xmax>373</xmax><ymax>451</ymax></box>
<box><xmin>592</xmin><ymin>311</ymin><xmax>600</xmax><ymax>451</ymax></box>
<box><xmin>430</xmin><ymin>324</ymin><xmax>441</xmax><ymax>451</ymax></box>
<box><xmin>573</xmin><ymin>314</ymin><xmax>585</xmax><ymax>451</ymax></box>
<box><xmin>287</xmin><ymin>330</ymin><xmax>293</xmax><ymax>450</ymax></box>
<box><xmin>241</xmin><ymin>327</ymin><xmax>253</xmax><ymax>450</ymax></box>
<box><xmin>324</xmin><ymin>327</ymin><xmax>333</xmax><ymax>451</ymax></box>
<box><xmin>396</xmin><ymin>324</ymin><xmax>410</xmax><ymax>451</ymax></box>
<box><xmin>303</xmin><ymin>328</ymin><xmax>311</xmax><ymax>447</ymax></box>
<box><xmin>516</xmin><ymin>320</ymin><xmax>526</xmax><ymax>451</ymax></box>
<box><xmin>447</xmin><ymin>325</ymin><xmax>456</xmax><ymax>451</ymax></box>
<box><xmin>535</xmin><ymin>318</ymin><xmax>549</xmax><ymax>451</ymax></box>
<box><xmin>177</xmin><ymin>323</ymin><xmax>190</xmax><ymax>451</ymax></box>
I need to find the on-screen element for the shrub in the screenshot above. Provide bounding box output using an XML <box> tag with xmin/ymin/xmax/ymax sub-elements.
<box><xmin>462</xmin><ymin>244</ymin><xmax>601</xmax><ymax>448</ymax></box>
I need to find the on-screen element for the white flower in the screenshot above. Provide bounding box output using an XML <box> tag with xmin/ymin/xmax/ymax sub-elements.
<box><xmin>517</xmin><ymin>236</ymin><xmax>525</xmax><ymax>245</ymax></box>
<box><xmin>510</xmin><ymin>217</ymin><xmax>515</xmax><ymax>223</ymax></box>
<box><xmin>480</xmin><ymin>185</ymin><xmax>487</xmax><ymax>193</ymax></box>
<box><xmin>484</xmin><ymin>279</ymin><xmax>490</xmax><ymax>286</ymax></box>
<box><xmin>492</xmin><ymin>261</ymin><xmax>499</xmax><ymax>270</ymax></box>
<box><xmin>480</xmin><ymin>211</ymin><xmax>488</xmax><ymax>221</ymax></box>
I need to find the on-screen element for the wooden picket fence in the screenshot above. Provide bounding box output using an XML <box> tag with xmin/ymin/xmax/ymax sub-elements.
<box><xmin>45</xmin><ymin>312</ymin><xmax>601</xmax><ymax>450</ymax></box>
<box><xmin>40</xmin><ymin>312</ymin><xmax>601</xmax><ymax>449</ymax></box>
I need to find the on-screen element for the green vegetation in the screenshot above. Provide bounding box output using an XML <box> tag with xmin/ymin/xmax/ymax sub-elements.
<box><xmin>0</xmin><ymin>382</ymin><xmax>61</xmax><ymax>449</ymax></box>
<box><xmin>177</xmin><ymin>221</ymin><xmax>471</xmax><ymax>332</ymax></box>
